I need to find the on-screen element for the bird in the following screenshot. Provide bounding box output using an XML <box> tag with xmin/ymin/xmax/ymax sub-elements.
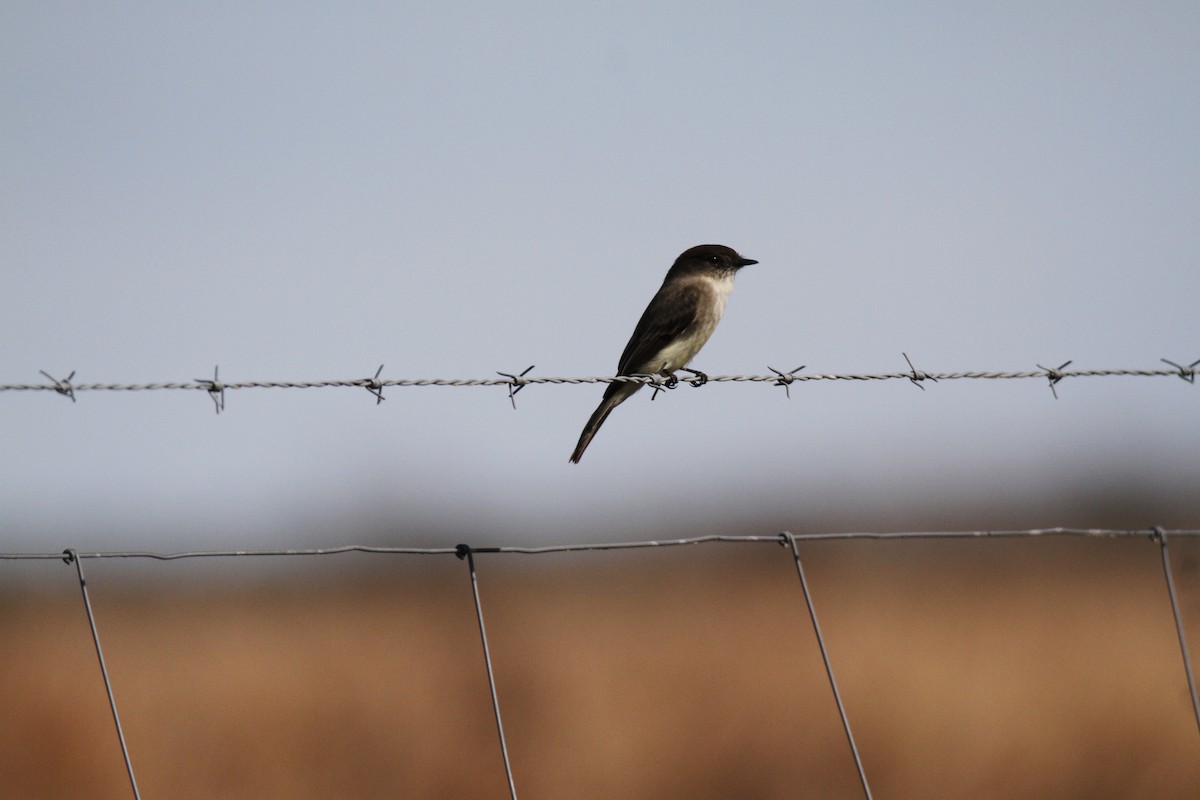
<box><xmin>569</xmin><ymin>243</ymin><xmax>757</xmax><ymax>463</ymax></box>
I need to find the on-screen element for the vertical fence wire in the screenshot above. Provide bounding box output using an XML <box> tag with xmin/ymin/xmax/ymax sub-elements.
<box><xmin>64</xmin><ymin>550</ymin><xmax>142</xmax><ymax>800</ymax></box>
<box><xmin>1152</xmin><ymin>529</ymin><xmax>1200</xmax><ymax>738</ymax></box>
<box><xmin>457</xmin><ymin>545</ymin><xmax>518</xmax><ymax>800</ymax></box>
<box><xmin>782</xmin><ymin>533</ymin><xmax>873</xmax><ymax>800</ymax></box>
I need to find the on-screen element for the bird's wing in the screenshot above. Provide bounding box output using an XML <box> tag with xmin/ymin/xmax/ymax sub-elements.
<box><xmin>616</xmin><ymin>282</ymin><xmax>706</xmax><ymax>375</ymax></box>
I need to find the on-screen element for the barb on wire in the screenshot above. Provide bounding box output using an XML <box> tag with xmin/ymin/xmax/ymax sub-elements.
<box><xmin>1162</xmin><ymin>358</ymin><xmax>1200</xmax><ymax>384</ymax></box>
<box><xmin>768</xmin><ymin>365</ymin><xmax>806</xmax><ymax>399</ymax></box>
<box><xmin>39</xmin><ymin>370</ymin><xmax>76</xmax><ymax>402</ymax></box>
<box><xmin>194</xmin><ymin>365</ymin><xmax>226</xmax><ymax>414</ymax></box>
<box><xmin>647</xmin><ymin>373</ymin><xmax>671</xmax><ymax>401</ymax></box>
<box><xmin>363</xmin><ymin>364</ymin><xmax>386</xmax><ymax>404</ymax></box>
<box><xmin>62</xmin><ymin>549</ymin><xmax>142</xmax><ymax>800</ymax></box>
<box><xmin>902</xmin><ymin>353</ymin><xmax>937</xmax><ymax>391</ymax></box>
<box><xmin>456</xmin><ymin>544</ymin><xmax>518</xmax><ymax>800</ymax></box>
<box><xmin>496</xmin><ymin>365</ymin><xmax>535</xmax><ymax>410</ymax></box>
<box><xmin>1037</xmin><ymin>360</ymin><xmax>1073</xmax><ymax>399</ymax></box>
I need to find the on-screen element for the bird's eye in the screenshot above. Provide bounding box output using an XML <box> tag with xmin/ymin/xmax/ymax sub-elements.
<box><xmin>709</xmin><ymin>255</ymin><xmax>720</xmax><ymax>263</ymax></box>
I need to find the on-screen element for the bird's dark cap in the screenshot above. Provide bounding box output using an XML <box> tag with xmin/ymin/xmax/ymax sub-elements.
<box><xmin>677</xmin><ymin>244</ymin><xmax>757</xmax><ymax>269</ymax></box>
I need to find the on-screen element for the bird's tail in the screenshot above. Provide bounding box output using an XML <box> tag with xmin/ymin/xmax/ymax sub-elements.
<box><xmin>569</xmin><ymin>382</ymin><xmax>639</xmax><ymax>463</ymax></box>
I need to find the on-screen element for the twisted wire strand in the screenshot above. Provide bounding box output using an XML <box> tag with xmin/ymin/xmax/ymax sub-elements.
<box><xmin>0</xmin><ymin>366</ymin><xmax>1191</xmax><ymax>394</ymax></box>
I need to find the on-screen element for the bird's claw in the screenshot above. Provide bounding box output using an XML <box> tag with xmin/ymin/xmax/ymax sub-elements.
<box><xmin>637</xmin><ymin>372</ymin><xmax>678</xmax><ymax>400</ymax></box>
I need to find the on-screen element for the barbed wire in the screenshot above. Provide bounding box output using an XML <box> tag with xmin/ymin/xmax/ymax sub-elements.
<box><xmin>2</xmin><ymin>355</ymin><xmax>1196</xmax><ymax>412</ymax></box>
<box><xmin>11</xmin><ymin>527</ymin><xmax>1200</xmax><ymax>799</ymax></box>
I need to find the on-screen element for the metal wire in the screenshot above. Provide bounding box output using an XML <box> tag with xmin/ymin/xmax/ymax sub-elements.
<box><xmin>8</xmin><ymin>527</ymin><xmax>1198</xmax><ymax>797</ymax></box>
<box><xmin>783</xmin><ymin>533</ymin><xmax>873</xmax><ymax>799</ymax></box>
<box><xmin>2</xmin><ymin>356</ymin><xmax>1195</xmax><ymax>412</ymax></box>
<box><xmin>64</xmin><ymin>549</ymin><xmax>142</xmax><ymax>800</ymax></box>
<box><xmin>6</xmin><ymin>528</ymin><xmax>1199</xmax><ymax>561</ymax></box>
<box><xmin>457</xmin><ymin>545</ymin><xmax>519</xmax><ymax>800</ymax></box>
<box><xmin>1153</xmin><ymin>528</ymin><xmax>1200</xmax><ymax>738</ymax></box>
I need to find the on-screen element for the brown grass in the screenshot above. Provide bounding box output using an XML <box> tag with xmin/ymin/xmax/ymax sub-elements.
<box><xmin>2</xmin><ymin>537</ymin><xmax>1198</xmax><ymax>799</ymax></box>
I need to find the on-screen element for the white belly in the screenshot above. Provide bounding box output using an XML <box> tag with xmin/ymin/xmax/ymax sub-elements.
<box><xmin>655</xmin><ymin>273</ymin><xmax>733</xmax><ymax>373</ymax></box>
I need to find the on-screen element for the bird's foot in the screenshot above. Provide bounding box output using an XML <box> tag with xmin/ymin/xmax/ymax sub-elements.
<box><xmin>679</xmin><ymin>368</ymin><xmax>708</xmax><ymax>388</ymax></box>
<box><xmin>631</xmin><ymin>372</ymin><xmax>677</xmax><ymax>401</ymax></box>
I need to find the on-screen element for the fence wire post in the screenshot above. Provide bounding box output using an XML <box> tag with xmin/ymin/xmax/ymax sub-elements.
<box><xmin>781</xmin><ymin>533</ymin><xmax>873</xmax><ymax>799</ymax></box>
<box><xmin>456</xmin><ymin>544</ymin><xmax>518</xmax><ymax>800</ymax></box>
<box><xmin>1151</xmin><ymin>528</ymin><xmax>1200</xmax><ymax>738</ymax></box>
<box><xmin>63</xmin><ymin>549</ymin><xmax>142</xmax><ymax>800</ymax></box>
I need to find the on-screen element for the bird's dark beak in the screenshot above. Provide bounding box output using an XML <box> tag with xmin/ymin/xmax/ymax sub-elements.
<box><xmin>738</xmin><ymin>257</ymin><xmax>758</xmax><ymax>267</ymax></box>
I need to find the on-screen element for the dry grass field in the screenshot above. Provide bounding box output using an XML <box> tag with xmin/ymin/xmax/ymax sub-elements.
<box><xmin>3</xmin><ymin>536</ymin><xmax>1199</xmax><ymax>799</ymax></box>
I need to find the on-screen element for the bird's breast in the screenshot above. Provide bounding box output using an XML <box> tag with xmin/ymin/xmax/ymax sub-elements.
<box><xmin>655</xmin><ymin>272</ymin><xmax>734</xmax><ymax>373</ymax></box>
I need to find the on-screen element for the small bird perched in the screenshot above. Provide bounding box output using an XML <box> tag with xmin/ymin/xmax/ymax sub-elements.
<box><xmin>569</xmin><ymin>243</ymin><xmax>757</xmax><ymax>463</ymax></box>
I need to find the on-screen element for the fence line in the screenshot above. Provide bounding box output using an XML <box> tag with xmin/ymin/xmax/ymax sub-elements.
<box><xmin>5</xmin><ymin>527</ymin><xmax>1198</xmax><ymax>562</ymax></box>
<box><xmin>9</xmin><ymin>527</ymin><xmax>1200</xmax><ymax>799</ymax></box>
<box><xmin>1</xmin><ymin>355</ymin><xmax>1195</xmax><ymax>411</ymax></box>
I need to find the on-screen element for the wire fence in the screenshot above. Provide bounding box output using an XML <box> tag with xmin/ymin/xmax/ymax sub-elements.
<box><xmin>6</xmin><ymin>526</ymin><xmax>1200</xmax><ymax>800</ymax></box>
<box><xmin>4</xmin><ymin>355</ymin><xmax>1198</xmax><ymax>794</ymax></box>
<box><xmin>1</xmin><ymin>354</ymin><xmax>1196</xmax><ymax>411</ymax></box>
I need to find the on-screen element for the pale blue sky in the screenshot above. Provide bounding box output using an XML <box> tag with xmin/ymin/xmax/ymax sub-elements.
<box><xmin>3</xmin><ymin>3</ymin><xmax>1197</xmax><ymax>550</ymax></box>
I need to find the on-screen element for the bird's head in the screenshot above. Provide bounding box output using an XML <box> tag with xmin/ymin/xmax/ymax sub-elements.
<box><xmin>671</xmin><ymin>244</ymin><xmax>757</xmax><ymax>276</ymax></box>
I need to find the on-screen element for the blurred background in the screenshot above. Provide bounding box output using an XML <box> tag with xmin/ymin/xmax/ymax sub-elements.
<box><xmin>2</xmin><ymin>3</ymin><xmax>1198</xmax><ymax>797</ymax></box>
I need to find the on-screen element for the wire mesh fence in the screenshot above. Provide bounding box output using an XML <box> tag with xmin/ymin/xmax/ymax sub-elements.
<box><xmin>5</xmin><ymin>526</ymin><xmax>1199</xmax><ymax>800</ymax></box>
